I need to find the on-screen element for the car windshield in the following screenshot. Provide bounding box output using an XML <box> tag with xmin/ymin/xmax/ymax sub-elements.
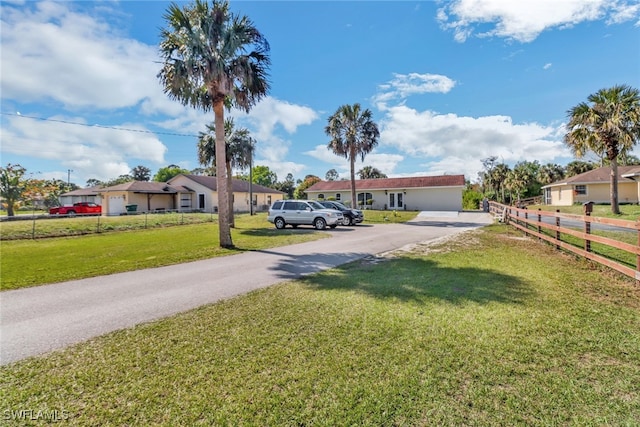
<box><xmin>308</xmin><ymin>201</ymin><xmax>326</xmax><ymax>210</ymax></box>
<box><xmin>332</xmin><ymin>202</ymin><xmax>348</xmax><ymax>210</ymax></box>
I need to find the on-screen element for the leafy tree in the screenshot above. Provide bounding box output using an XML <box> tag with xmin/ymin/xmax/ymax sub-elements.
<box><xmin>131</xmin><ymin>165</ymin><xmax>151</xmax><ymax>181</ymax></box>
<box><xmin>325</xmin><ymin>169</ymin><xmax>339</xmax><ymax>181</ymax></box>
<box><xmin>565</xmin><ymin>160</ymin><xmax>595</xmax><ymax>177</ymax></box>
<box><xmin>191</xmin><ymin>167</ymin><xmax>216</xmax><ymax>176</ymax></box>
<box><xmin>86</xmin><ymin>178</ymin><xmax>103</xmax><ymax>187</ymax></box>
<box><xmin>198</xmin><ymin>118</ymin><xmax>254</xmax><ymax>226</ymax></box>
<box><xmin>357</xmin><ymin>165</ymin><xmax>387</xmax><ymax>179</ymax></box>
<box><xmin>158</xmin><ymin>0</ymin><xmax>270</xmax><ymax>248</ymax></box>
<box><xmin>537</xmin><ymin>163</ymin><xmax>565</xmax><ymax>185</ymax></box>
<box><xmin>153</xmin><ymin>166</ymin><xmax>190</xmax><ymax>183</ymax></box>
<box><xmin>479</xmin><ymin>156</ymin><xmax>511</xmax><ymax>203</ymax></box>
<box><xmin>252</xmin><ymin>165</ymin><xmax>278</xmax><ymax>187</ymax></box>
<box><xmin>294</xmin><ymin>175</ymin><xmax>321</xmax><ymax>200</ymax></box>
<box><xmin>0</xmin><ymin>163</ymin><xmax>26</xmax><ymax>216</ymax></box>
<box><xmin>564</xmin><ymin>84</ymin><xmax>640</xmax><ymax>214</ymax></box>
<box><xmin>274</xmin><ymin>173</ymin><xmax>296</xmax><ymax>199</ymax></box>
<box><xmin>325</xmin><ymin>103</ymin><xmax>380</xmax><ymax>209</ymax></box>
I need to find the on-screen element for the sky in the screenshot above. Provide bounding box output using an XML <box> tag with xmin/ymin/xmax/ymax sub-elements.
<box><xmin>1</xmin><ymin>0</ymin><xmax>639</xmax><ymax>187</ymax></box>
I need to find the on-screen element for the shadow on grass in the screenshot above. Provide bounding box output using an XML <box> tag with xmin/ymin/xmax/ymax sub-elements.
<box><xmin>300</xmin><ymin>256</ymin><xmax>532</xmax><ymax>305</ymax></box>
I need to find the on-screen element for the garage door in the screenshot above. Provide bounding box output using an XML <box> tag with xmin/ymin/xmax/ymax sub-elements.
<box><xmin>109</xmin><ymin>196</ymin><xmax>126</xmax><ymax>215</ymax></box>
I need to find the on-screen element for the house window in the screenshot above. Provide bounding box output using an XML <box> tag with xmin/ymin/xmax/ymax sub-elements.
<box><xmin>267</xmin><ymin>195</ymin><xmax>272</xmax><ymax>205</ymax></box>
<box><xmin>318</xmin><ymin>193</ymin><xmax>325</xmax><ymax>200</ymax></box>
<box><xmin>575</xmin><ymin>185</ymin><xmax>587</xmax><ymax>195</ymax></box>
<box><xmin>335</xmin><ymin>193</ymin><xmax>341</xmax><ymax>201</ymax></box>
<box><xmin>357</xmin><ymin>192</ymin><xmax>373</xmax><ymax>206</ymax></box>
<box><xmin>198</xmin><ymin>194</ymin><xmax>205</xmax><ymax>209</ymax></box>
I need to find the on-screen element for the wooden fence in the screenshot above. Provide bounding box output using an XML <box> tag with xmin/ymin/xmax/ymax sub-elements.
<box><xmin>489</xmin><ymin>202</ymin><xmax>640</xmax><ymax>281</ymax></box>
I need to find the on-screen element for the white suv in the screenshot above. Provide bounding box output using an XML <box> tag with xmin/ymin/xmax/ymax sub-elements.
<box><xmin>268</xmin><ymin>200</ymin><xmax>344</xmax><ymax>230</ymax></box>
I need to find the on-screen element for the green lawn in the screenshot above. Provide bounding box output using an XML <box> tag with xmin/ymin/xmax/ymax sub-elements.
<box><xmin>1</xmin><ymin>225</ymin><xmax>638</xmax><ymax>425</ymax></box>
<box><xmin>0</xmin><ymin>213</ymin><xmax>329</xmax><ymax>290</ymax></box>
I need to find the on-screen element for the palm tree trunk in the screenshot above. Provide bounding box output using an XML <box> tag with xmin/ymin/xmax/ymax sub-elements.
<box><xmin>226</xmin><ymin>159</ymin><xmax>234</xmax><ymax>228</ymax></box>
<box><xmin>610</xmin><ymin>159</ymin><xmax>620</xmax><ymax>214</ymax></box>
<box><xmin>349</xmin><ymin>150</ymin><xmax>357</xmax><ymax>209</ymax></box>
<box><xmin>214</xmin><ymin>100</ymin><xmax>233</xmax><ymax>248</ymax></box>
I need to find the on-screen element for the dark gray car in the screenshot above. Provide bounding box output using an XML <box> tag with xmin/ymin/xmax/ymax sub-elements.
<box><xmin>318</xmin><ymin>201</ymin><xmax>364</xmax><ymax>226</ymax></box>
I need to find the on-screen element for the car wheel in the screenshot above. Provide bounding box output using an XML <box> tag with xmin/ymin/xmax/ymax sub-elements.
<box><xmin>314</xmin><ymin>217</ymin><xmax>326</xmax><ymax>230</ymax></box>
<box><xmin>67</xmin><ymin>210</ymin><xmax>76</xmax><ymax>217</ymax></box>
<box><xmin>342</xmin><ymin>216</ymin><xmax>351</xmax><ymax>226</ymax></box>
<box><xmin>274</xmin><ymin>217</ymin><xmax>286</xmax><ymax>229</ymax></box>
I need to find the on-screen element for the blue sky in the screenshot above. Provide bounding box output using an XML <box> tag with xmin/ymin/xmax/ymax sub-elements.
<box><xmin>1</xmin><ymin>0</ymin><xmax>639</xmax><ymax>187</ymax></box>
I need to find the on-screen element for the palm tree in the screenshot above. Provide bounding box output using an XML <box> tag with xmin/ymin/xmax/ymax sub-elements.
<box><xmin>158</xmin><ymin>0</ymin><xmax>270</xmax><ymax>248</ymax></box>
<box><xmin>564</xmin><ymin>85</ymin><xmax>640</xmax><ymax>214</ymax></box>
<box><xmin>537</xmin><ymin>163</ymin><xmax>565</xmax><ymax>185</ymax></box>
<box><xmin>325</xmin><ymin>104</ymin><xmax>380</xmax><ymax>208</ymax></box>
<box><xmin>198</xmin><ymin>118</ymin><xmax>254</xmax><ymax>227</ymax></box>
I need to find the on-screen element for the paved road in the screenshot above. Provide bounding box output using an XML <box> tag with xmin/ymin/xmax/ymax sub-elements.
<box><xmin>1</xmin><ymin>212</ymin><xmax>493</xmax><ymax>365</ymax></box>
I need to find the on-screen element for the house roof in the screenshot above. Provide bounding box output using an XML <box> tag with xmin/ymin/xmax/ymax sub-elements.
<box><xmin>99</xmin><ymin>181</ymin><xmax>188</xmax><ymax>194</ymax></box>
<box><xmin>307</xmin><ymin>175</ymin><xmax>466</xmax><ymax>192</ymax></box>
<box><xmin>172</xmin><ymin>174</ymin><xmax>285</xmax><ymax>194</ymax></box>
<box><xmin>60</xmin><ymin>186</ymin><xmax>103</xmax><ymax>196</ymax></box>
<box><xmin>542</xmin><ymin>166</ymin><xmax>640</xmax><ymax>188</ymax></box>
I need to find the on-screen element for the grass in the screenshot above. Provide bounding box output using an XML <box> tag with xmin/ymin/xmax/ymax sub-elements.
<box><xmin>529</xmin><ymin>203</ymin><xmax>640</xmax><ymax>220</ymax></box>
<box><xmin>1</xmin><ymin>225</ymin><xmax>638</xmax><ymax>425</ymax></box>
<box><xmin>0</xmin><ymin>213</ymin><xmax>328</xmax><ymax>290</ymax></box>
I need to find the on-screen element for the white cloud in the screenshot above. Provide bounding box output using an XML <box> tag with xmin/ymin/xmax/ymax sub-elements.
<box><xmin>373</xmin><ymin>73</ymin><xmax>456</xmax><ymax>108</ymax></box>
<box><xmin>2</xmin><ymin>114</ymin><xmax>167</xmax><ymax>182</ymax></box>
<box><xmin>543</xmin><ymin>63</ymin><xmax>553</xmax><ymax>70</ymax></box>
<box><xmin>437</xmin><ymin>0</ymin><xmax>639</xmax><ymax>43</ymax></box>
<box><xmin>304</xmin><ymin>145</ymin><xmax>404</xmax><ymax>178</ymax></box>
<box><xmin>0</xmin><ymin>1</ymin><xmax>161</xmax><ymax>110</ymax></box>
<box><xmin>378</xmin><ymin>105</ymin><xmax>571</xmax><ymax>181</ymax></box>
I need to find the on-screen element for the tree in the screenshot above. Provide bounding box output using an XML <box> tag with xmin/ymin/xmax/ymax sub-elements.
<box><xmin>564</xmin><ymin>85</ymin><xmax>640</xmax><ymax>214</ymax></box>
<box><xmin>198</xmin><ymin>118</ymin><xmax>254</xmax><ymax>226</ymax></box>
<box><xmin>131</xmin><ymin>165</ymin><xmax>151</xmax><ymax>181</ymax></box>
<box><xmin>565</xmin><ymin>160</ymin><xmax>595</xmax><ymax>177</ymax></box>
<box><xmin>537</xmin><ymin>163</ymin><xmax>565</xmax><ymax>185</ymax></box>
<box><xmin>153</xmin><ymin>166</ymin><xmax>190</xmax><ymax>182</ymax></box>
<box><xmin>158</xmin><ymin>0</ymin><xmax>270</xmax><ymax>248</ymax></box>
<box><xmin>86</xmin><ymin>178</ymin><xmax>103</xmax><ymax>187</ymax></box>
<box><xmin>357</xmin><ymin>165</ymin><xmax>387</xmax><ymax>179</ymax></box>
<box><xmin>294</xmin><ymin>175</ymin><xmax>321</xmax><ymax>200</ymax></box>
<box><xmin>325</xmin><ymin>169</ymin><xmax>339</xmax><ymax>181</ymax></box>
<box><xmin>275</xmin><ymin>173</ymin><xmax>296</xmax><ymax>199</ymax></box>
<box><xmin>325</xmin><ymin>103</ymin><xmax>380</xmax><ymax>209</ymax></box>
<box><xmin>0</xmin><ymin>163</ymin><xmax>26</xmax><ymax>216</ymax></box>
<box><xmin>251</xmin><ymin>165</ymin><xmax>278</xmax><ymax>187</ymax></box>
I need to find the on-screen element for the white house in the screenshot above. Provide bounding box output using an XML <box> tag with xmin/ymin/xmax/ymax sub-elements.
<box><xmin>306</xmin><ymin>175</ymin><xmax>465</xmax><ymax>211</ymax></box>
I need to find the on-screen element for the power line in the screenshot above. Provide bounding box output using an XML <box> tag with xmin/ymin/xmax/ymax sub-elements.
<box><xmin>1</xmin><ymin>112</ymin><xmax>198</xmax><ymax>138</ymax></box>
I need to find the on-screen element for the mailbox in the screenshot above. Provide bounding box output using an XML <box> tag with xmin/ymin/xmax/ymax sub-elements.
<box><xmin>583</xmin><ymin>201</ymin><xmax>594</xmax><ymax>215</ymax></box>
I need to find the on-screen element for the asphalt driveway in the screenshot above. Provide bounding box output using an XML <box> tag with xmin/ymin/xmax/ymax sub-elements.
<box><xmin>1</xmin><ymin>212</ymin><xmax>493</xmax><ymax>365</ymax></box>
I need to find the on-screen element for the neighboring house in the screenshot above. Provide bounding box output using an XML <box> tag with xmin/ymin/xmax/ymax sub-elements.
<box><xmin>58</xmin><ymin>186</ymin><xmax>103</xmax><ymax>206</ymax></box>
<box><xmin>168</xmin><ymin>174</ymin><xmax>285</xmax><ymax>213</ymax></box>
<box><xmin>541</xmin><ymin>165</ymin><xmax>640</xmax><ymax>206</ymax></box>
<box><xmin>306</xmin><ymin>175</ymin><xmax>466</xmax><ymax>211</ymax></box>
<box><xmin>99</xmin><ymin>181</ymin><xmax>191</xmax><ymax>216</ymax></box>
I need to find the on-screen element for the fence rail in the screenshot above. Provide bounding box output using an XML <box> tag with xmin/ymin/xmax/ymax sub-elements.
<box><xmin>489</xmin><ymin>202</ymin><xmax>640</xmax><ymax>281</ymax></box>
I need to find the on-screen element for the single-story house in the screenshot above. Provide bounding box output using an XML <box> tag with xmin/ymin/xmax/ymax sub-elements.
<box><xmin>59</xmin><ymin>175</ymin><xmax>284</xmax><ymax>216</ymax></box>
<box><xmin>541</xmin><ymin>165</ymin><xmax>640</xmax><ymax>206</ymax></box>
<box><xmin>58</xmin><ymin>186</ymin><xmax>103</xmax><ymax>206</ymax></box>
<box><xmin>99</xmin><ymin>181</ymin><xmax>191</xmax><ymax>216</ymax></box>
<box><xmin>306</xmin><ymin>175</ymin><xmax>466</xmax><ymax>211</ymax></box>
<box><xmin>167</xmin><ymin>174</ymin><xmax>285</xmax><ymax>213</ymax></box>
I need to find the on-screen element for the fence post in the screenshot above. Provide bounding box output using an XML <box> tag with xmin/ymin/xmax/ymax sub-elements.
<box><xmin>32</xmin><ymin>217</ymin><xmax>36</xmax><ymax>240</ymax></box>
<box><xmin>637</xmin><ymin>219</ymin><xmax>640</xmax><ymax>280</ymax></box>
<box><xmin>537</xmin><ymin>209</ymin><xmax>542</xmax><ymax>240</ymax></box>
<box><xmin>584</xmin><ymin>211</ymin><xmax>591</xmax><ymax>252</ymax></box>
<box><xmin>96</xmin><ymin>216</ymin><xmax>101</xmax><ymax>234</ymax></box>
<box><xmin>555</xmin><ymin>210</ymin><xmax>560</xmax><ymax>250</ymax></box>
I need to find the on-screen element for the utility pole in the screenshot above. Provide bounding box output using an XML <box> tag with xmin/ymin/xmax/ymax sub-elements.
<box><xmin>67</xmin><ymin>169</ymin><xmax>73</xmax><ymax>186</ymax></box>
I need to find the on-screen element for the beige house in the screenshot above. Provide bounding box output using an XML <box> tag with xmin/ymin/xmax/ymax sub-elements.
<box><xmin>168</xmin><ymin>174</ymin><xmax>284</xmax><ymax>213</ymax></box>
<box><xmin>306</xmin><ymin>175</ymin><xmax>465</xmax><ymax>211</ymax></box>
<box><xmin>61</xmin><ymin>175</ymin><xmax>284</xmax><ymax>216</ymax></box>
<box><xmin>541</xmin><ymin>166</ymin><xmax>640</xmax><ymax>206</ymax></box>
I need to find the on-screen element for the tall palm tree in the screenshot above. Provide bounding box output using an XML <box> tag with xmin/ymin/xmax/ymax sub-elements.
<box><xmin>564</xmin><ymin>85</ymin><xmax>640</xmax><ymax>214</ymax></box>
<box><xmin>158</xmin><ymin>0</ymin><xmax>270</xmax><ymax>248</ymax></box>
<box><xmin>325</xmin><ymin>104</ymin><xmax>380</xmax><ymax>208</ymax></box>
<box><xmin>198</xmin><ymin>118</ymin><xmax>254</xmax><ymax>227</ymax></box>
<box><xmin>537</xmin><ymin>163</ymin><xmax>565</xmax><ymax>185</ymax></box>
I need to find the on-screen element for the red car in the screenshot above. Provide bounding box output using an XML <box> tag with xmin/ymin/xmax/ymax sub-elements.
<box><xmin>49</xmin><ymin>202</ymin><xmax>102</xmax><ymax>216</ymax></box>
